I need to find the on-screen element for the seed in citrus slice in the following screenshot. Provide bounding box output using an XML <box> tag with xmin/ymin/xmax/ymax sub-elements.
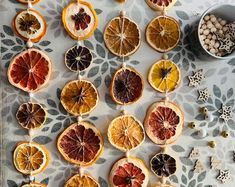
<box><xmin>13</xmin><ymin>141</ymin><xmax>50</xmax><ymax>175</ymax></box>
<box><xmin>57</xmin><ymin>121</ymin><xmax>103</xmax><ymax>166</ymax></box>
<box><xmin>17</xmin><ymin>0</ymin><xmax>40</xmax><ymax>4</ymax></box>
<box><xmin>60</xmin><ymin>80</ymin><xmax>99</xmax><ymax>116</ymax></box>
<box><xmin>62</xmin><ymin>0</ymin><xmax>98</xmax><ymax>40</ymax></box>
<box><xmin>108</xmin><ymin>115</ymin><xmax>145</xmax><ymax>152</ymax></box>
<box><xmin>148</xmin><ymin>59</ymin><xmax>181</xmax><ymax>93</ymax></box>
<box><xmin>65</xmin><ymin>45</ymin><xmax>92</xmax><ymax>72</ymax></box>
<box><xmin>144</xmin><ymin>100</ymin><xmax>184</xmax><ymax>145</ymax></box>
<box><xmin>8</xmin><ymin>48</ymin><xmax>52</xmax><ymax>93</ymax></box>
<box><xmin>21</xmin><ymin>182</ymin><xmax>46</xmax><ymax>187</ymax></box>
<box><xmin>146</xmin><ymin>0</ymin><xmax>177</xmax><ymax>11</ymax></box>
<box><xmin>16</xmin><ymin>102</ymin><xmax>47</xmax><ymax>130</ymax></box>
<box><xmin>146</xmin><ymin>16</ymin><xmax>180</xmax><ymax>52</ymax></box>
<box><xmin>150</xmin><ymin>153</ymin><xmax>177</xmax><ymax>177</ymax></box>
<box><xmin>65</xmin><ymin>174</ymin><xmax>99</xmax><ymax>187</ymax></box>
<box><xmin>110</xmin><ymin>66</ymin><xmax>143</xmax><ymax>105</ymax></box>
<box><xmin>12</xmin><ymin>9</ymin><xmax>47</xmax><ymax>42</ymax></box>
<box><xmin>109</xmin><ymin>157</ymin><xmax>149</xmax><ymax>187</ymax></box>
<box><xmin>104</xmin><ymin>12</ymin><xmax>141</xmax><ymax>57</ymax></box>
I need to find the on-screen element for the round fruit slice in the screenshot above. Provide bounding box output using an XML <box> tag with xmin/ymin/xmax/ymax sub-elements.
<box><xmin>57</xmin><ymin>121</ymin><xmax>103</xmax><ymax>166</ymax></box>
<box><xmin>110</xmin><ymin>66</ymin><xmax>143</xmax><ymax>105</ymax></box>
<box><xmin>60</xmin><ymin>80</ymin><xmax>99</xmax><ymax>116</ymax></box>
<box><xmin>146</xmin><ymin>0</ymin><xmax>177</xmax><ymax>11</ymax></box>
<box><xmin>12</xmin><ymin>9</ymin><xmax>47</xmax><ymax>42</ymax></box>
<box><xmin>144</xmin><ymin>100</ymin><xmax>184</xmax><ymax>145</ymax></box>
<box><xmin>104</xmin><ymin>12</ymin><xmax>141</xmax><ymax>57</ymax></box>
<box><xmin>150</xmin><ymin>153</ymin><xmax>177</xmax><ymax>177</ymax></box>
<box><xmin>8</xmin><ymin>48</ymin><xmax>52</xmax><ymax>93</ymax></box>
<box><xmin>13</xmin><ymin>141</ymin><xmax>50</xmax><ymax>175</ymax></box>
<box><xmin>154</xmin><ymin>183</ymin><xmax>175</xmax><ymax>187</ymax></box>
<box><xmin>109</xmin><ymin>157</ymin><xmax>149</xmax><ymax>187</ymax></box>
<box><xmin>21</xmin><ymin>182</ymin><xmax>46</xmax><ymax>187</ymax></box>
<box><xmin>148</xmin><ymin>59</ymin><xmax>181</xmax><ymax>93</ymax></box>
<box><xmin>65</xmin><ymin>174</ymin><xmax>99</xmax><ymax>187</ymax></box>
<box><xmin>108</xmin><ymin>115</ymin><xmax>145</xmax><ymax>152</ymax></box>
<box><xmin>17</xmin><ymin>0</ymin><xmax>40</xmax><ymax>4</ymax></box>
<box><xmin>146</xmin><ymin>16</ymin><xmax>180</xmax><ymax>52</ymax></box>
<box><xmin>62</xmin><ymin>0</ymin><xmax>98</xmax><ymax>40</ymax></box>
<box><xmin>65</xmin><ymin>45</ymin><xmax>92</xmax><ymax>72</ymax></box>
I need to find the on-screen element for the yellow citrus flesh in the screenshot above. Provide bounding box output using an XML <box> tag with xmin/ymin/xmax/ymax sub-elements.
<box><xmin>65</xmin><ymin>174</ymin><xmax>99</xmax><ymax>187</ymax></box>
<box><xmin>21</xmin><ymin>182</ymin><xmax>47</xmax><ymax>187</ymax></box>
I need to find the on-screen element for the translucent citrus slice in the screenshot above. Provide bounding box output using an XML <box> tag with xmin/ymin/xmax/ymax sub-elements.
<box><xmin>21</xmin><ymin>182</ymin><xmax>46</xmax><ymax>187</ymax></box>
<box><xmin>62</xmin><ymin>0</ymin><xmax>98</xmax><ymax>40</ymax></box>
<box><xmin>108</xmin><ymin>115</ymin><xmax>145</xmax><ymax>152</ymax></box>
<box><xmin>12</xmin><ymin>9</ymin><xmax>47</xmax><ymax>42</ymax></box>
<box><xmin>144</xmin><ymin>100</ymin><xmax>184</xmax><ymax>145</ymax></box>
<box><xmin>60</xmin><ymin>80</ymin><xmax>99</xmax><ymax>116</ymax></box>
<box><xmin>8</xmin><ymin>48</ymin><xmax>52</xmax><ymax>93</ymax></box>
<box><xmin>146</xmin><ymin>16</ymin><xmax>180</xmax><ymax>52</ymax></box>
<box><xmin>17</xmin><ymin>0</ymin><xmax>40</xmax><ymax>4</ymax></box>
<box><xmin>104</xmin><ymin>12</ymin><xmax>141</xmax><ymax>57</ymax></box>
<box><xmin>146</xmin><ymin>0</ymin><xmax>177</xmax><ymax>11</ymax></box>
<box><xmin>65</xmin><ymin>174</ymin><xmax>99</xmax><ymax>187</ymax></box>
<box><xmin>57</xmin><ymin>121</ymin><xmax>103</xmax><ymax>166</ymax></box>
<box><xmin>109</xmin><ymin>157</ymin><xmax>149</xmax><ymax>187</ymax></box>
<box><xmin>148</xmin><ymin>59</ymin><xmax>181</xmax><ymax>93</ymax></box>
<box><xmin>13</xmin><ymin>141</ymin><xmax>50</xmax><ymax>175</ymax></box>
<box><xmin>16</xmin><ymin>102</ymin><xmax>47</xmax><ymax>130</ymax></box>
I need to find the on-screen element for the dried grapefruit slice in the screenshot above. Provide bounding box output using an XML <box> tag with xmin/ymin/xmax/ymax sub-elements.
<box><xmin>146</xmin><ymin>16</ymin><xmax>180</xmax><ymax>52</ymax></box>
<box><xmin>62</xmin><ymin>0</ymin><xmax>98</xmax><ymax>40</ymax></box>
<box><xmin>8</xmin><ymin>48</ymin><xmax>51</xmax><ymax>93</ymax></box>
<box><xmin>60</xmin><ymin>80</ymin><xmax>99</xmax><ymax>116</ymax></box>
<box><xmin>108</xmin><ymin>115</ymin><xmax>145</xmax><ymax>152</ymax></box>
<box><xmin>57</xmin><ymin>121</ymin><xmax>103</xmax><ymax>166</ymax></box>
<box><xmin>65</xmin><ymin>174</ymin><xmax>99</xmax><ymax>187</ymax></box>
<box><xmin>104</xmin><ymin>12</ymin><xmax>141</xmax><ymax>57</ymax></box>
<box><xmin>17</xmin><ymin>0</ymin><xmax>40</xmax><ymax>4</ymax></box>
<box><xmin>13</xmin><ymin>141</ymin><xmax>50</xmax><ymax>175</ymax></box>
<box><xmin>146</xmin><ymin>0</ymin><xmax>177</xmax><ymax>11</ymax></box>
<box><xmin>110</xmin><ymin>66</ymin><xmax>143</xmax><ymax>105</ymax></box>
<box><xmin>148</xmin><ymin>59</ymin><xmax>181</xmax><ymax>93</ymax></box>
<box><xmin>144</xmin><ymin>100</ymin><xmax>184</xmax><ymax>145</ymax></box>
<box><xmin>21</xmin><ymin>183</ymin><xmax>46</xmax><ymax>187</ymax></box>
<box><xmin>109</xmin><ymin>157</ymin><xmax>149</xmax><ymax>187</ymax></box>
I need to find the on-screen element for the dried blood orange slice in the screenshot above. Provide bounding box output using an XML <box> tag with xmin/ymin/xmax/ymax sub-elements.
<box><xmin>146</xmin><ymin>0</ymin><xmax>177</xmax><ymax>11</ymax></box>
<box><xmin>57</xmin><ymin>121</ymin><xmax>103</xmax><ymax>166</ymax></box>
<box><xmin>144</xmin><ymin>100</ymin><xmax>184</xmax><ymax>145</ymax></box>
<box><xmin>65</xmin><ymin>174</ymin><xmax>99</xmax><ymax>187</ymax></box>
<box><xmin>60</xmin><ymin>80</ymin><xmax>99</xmax><ymax>116</ymax></box>
<box><xmin>8</xmin><ymin>48</ymin><xmax>51</xmax><ymax>93</ymax></box>
<box><xmin>110</xmin><ymin>66</ymin><xmax>143</xmax><ymax>105</ymax></box>
<box><xmin>13</xmin><ymin>141</ymin><xmax>50</xmax><ymax>175</ymax></box>
<box><xmin>108</xmin><ymin>115</ymin><xmax>145</xmax><ymax>152</ymax></box>
<box><xmin>148</xmin><ymin>59</ymin><xmax>181</xmax><ymax>93</ymax></box>
<box><xmin>21</xmin><ymin>183</ymin><xmax>46</xmax><ymax>187</ymax></box>
<box><xmin>17</xmin><ymin>0</ymin><xmax>40</xmax><ymax>4</ymax></box>
<box><xmin>12</xmin><ymin>9</ymin><xmax>47</xmax><ymax>42</ymax></box>
<box><xmin>104</xmin><ymin>12</ymin><xmax>141</xmax><ymax>57</ymax></box>
<box><xmin>146</xmin><ymin>16</ymin><xmax>180</xmax><ymax>52</ymax></box>
<box><xmin>62</xmin><ymin>0</ymin><xmax>98</xmax><ymax>40</ymax></box>
<box><xmin>109</xmin><ymin>157</ymin><xmax>149</xmax><ymax>187</ymax></box>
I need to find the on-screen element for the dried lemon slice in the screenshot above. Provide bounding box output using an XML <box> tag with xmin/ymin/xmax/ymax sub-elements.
<box><xmin>146</xmin><ymin>0</ymin><xmax>177</xmax><ymax>11</ymax></box>
<box><xmin>21</xmin><ymin>183</ymin><xmax>46</xmax><ymax>187</ymax></box>
<box><xmin>17</xmin><ymin>0</ymin><xmax>40</xmax><ymax>4</ymax></box>
<box><xmin>65</xmin><ymin>174</ymin><xmax>99</xmax><ymax>187</ymax></box>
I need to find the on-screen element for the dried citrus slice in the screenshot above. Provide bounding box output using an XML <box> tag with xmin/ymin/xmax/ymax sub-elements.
<box><xmin>146</xmin><ymin>16</ymin><xmax>180</xmax><ymax>52</ymax></box>
<box><xmin>62</xmin><ymin>0</ymin><xmax>98</xmax><ymax>40</ymax></box>
<box><xmin>13</xmin><ymin>141</ymin><xmax>50</xmax><ymax>175</ymax></box>
<box><xmin>8</xmin><ymin>48</ymin><xmax>52</xmax><ymax>93</ymax></box>
<box><xmin>17</xmin><ymin>0</ymin><xmax>40</xmax><ymax>4</ymax></box>
<box><xmin>109</xmin><ymin>157</ymin><xmax>149</xmax><ymax>187</ymax></box>
<box><xmin>12</xmin><ymin>9</ymin><xmax>47</xmax><ymax>42</ymax></box>
<box><xmin>65</xmin><ymin>174</ymin><xmax>99</xmax><ymax>187</ymax></box>
<box><xmin>146</xmin><ymin>0</ymin><xmax>177</xmax><ymax>11</ymax></box>
<box><xmin>144</xmin><ymin>100</ymin><xmax>184</xmax><ymax>145</ymax></box>
<box><xmin>21</xmin><ymin>183</ymin><xmax>46</xmax><ymax>187</ymax></box>
<box><xmin>60</xmin><ymin>80</ymin><xmax>99</xmax><ymax>116</ymax></box>
<box><xmin>104</xmin><ymin>12</ymin><xmax>141</xmax><ymax>57</ymax></box>
<box><xmin>110</xmin><ymin>66</ymin><xmax>143</xmax><ymax>105</ymax></box>
<box><xmin>57</xmin><ymin>121</ymin><xmax>103</xmax><ymax>166</ymax></box>
<box><xmin>108</xmin><ymin>115</ymin><xmax>145</xmax><ymax>152</ymax></box>
<box><xmin>148</xmin><ymin>59</ymin><xmax>181</xmax><ymax>93</ymax></box>
<box><xmin>154</xmin><ymin>183</ymin><xmax>175</xmax><ymax>187</ymax></box>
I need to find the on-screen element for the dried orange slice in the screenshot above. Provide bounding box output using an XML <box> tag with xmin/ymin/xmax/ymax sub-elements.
<box><xmin>57</xmin><ymin>121</ymin><xmax>103</xmax><ymax>166</ymax></box>
<box><xmin>146</xmin><ymin>0</ymin><xmax>177</xmax><ymax>11</ymax></box>
<box><xmin>148</xmin><ymin>59</ymin><xmax>181</xmax><ymax>93</ymax></box>
<box><xmin>60</xmin><ymin>80</ymin><xmax>99</xmax><ymax>116</ymax></box>
<box><xmin>21</xmin><ymin>183</ymin><xmax>46</xmax><ymax>187</ymax></box>
<box><xmin>62</xmin><ymin>0</ymin><xmax>98</xmax><ymax>40</ymax></box>
<box><xmin>8</xmin><ymin>48</ymin><xmax>52</xmax><ymax>93</ymax></box>
<box><xmin>146</xmin><ymin>16</ymin><xmax>180</xmax><ymax>52</ymax></box>
<box><xmin>110</xmin><ymin>66</ymin><xmax>143</xmax><ymax>105</ymax></box>
<box><xmin>109</xmin><ymin>157</ymin><xmax>149</xmax><ymax>187</ymax></box>
<box><xmin>13</xmin><ymin>141</ymin><xmax>50</xmax><ymax>175</ymax></box>
<box><xmin>104</xmin><ymin>12</ymin><xmax>141</xmax><ymax>57</ymax></box>
<box><xmin>144</xmin><ymin>100</ymin><xmax>184</xmax><ymax>145</ymax></box>
<box><xmin>108</xmin><ymin>115</ymin><xmax>145</xmax><ymax>152</ymax></box>
<box><xmin>65</xmin><ymin>174</ymin><xmax>99</xmax><ymax>187</ymax></box>
<box><xmin>12</xmin><ymin>9</ymin><xmax>47</xmax><ymax>42</ymax></box>
<box><xmin>17</xmin><ymin>0</ymin><xmax>40</xmax><ymax>4</ymax></box>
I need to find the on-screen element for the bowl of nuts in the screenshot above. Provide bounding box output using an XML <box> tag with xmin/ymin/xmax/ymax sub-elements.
<box><xmin>198</xmin><ymin>4</ymin><xmax>235</xmax><ymax>59</ymax></box>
